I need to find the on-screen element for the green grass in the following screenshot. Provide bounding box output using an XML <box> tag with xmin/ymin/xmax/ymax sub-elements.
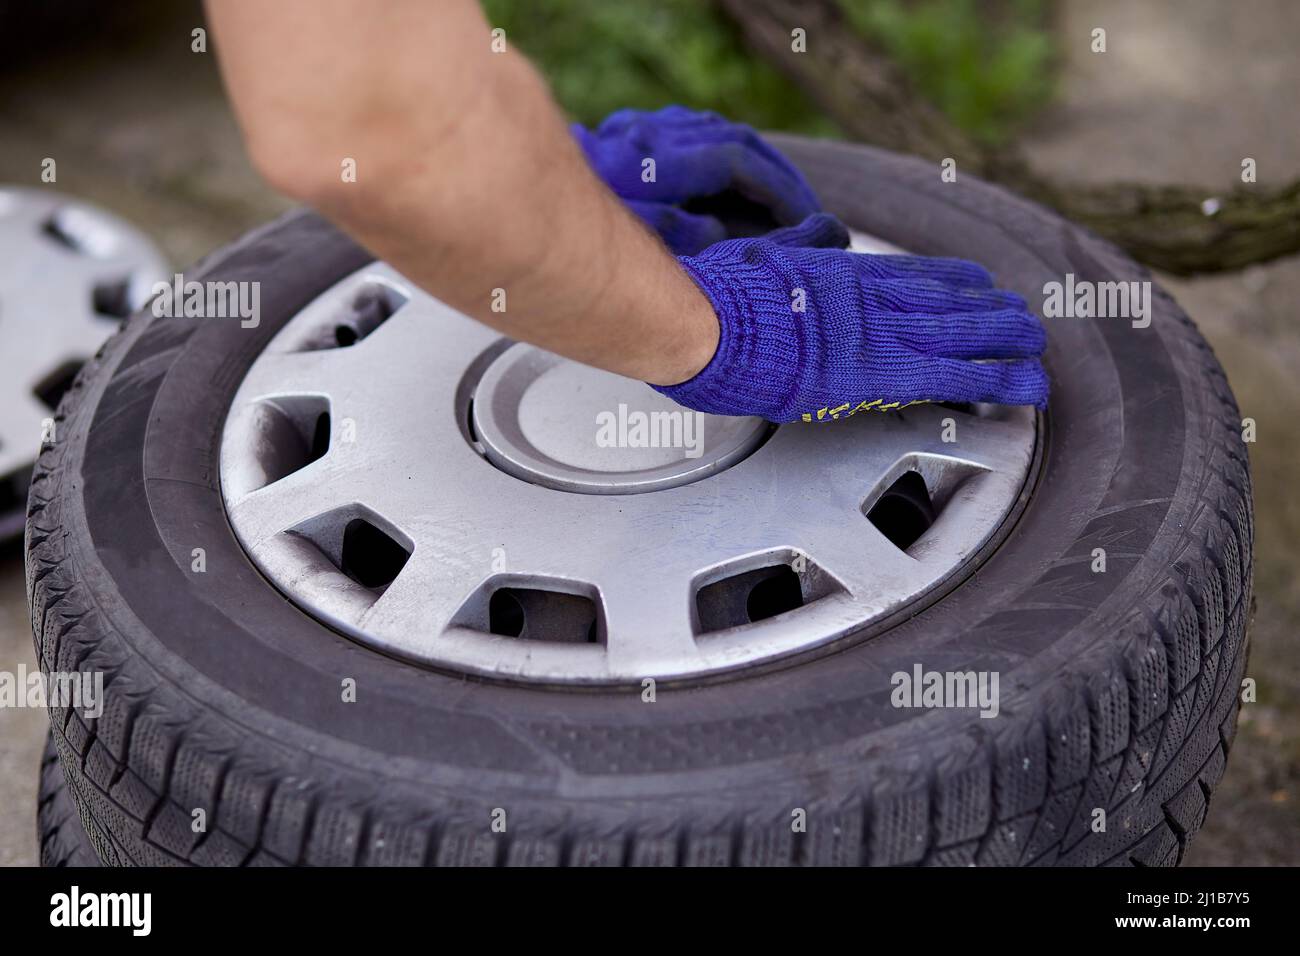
<box><xmin>480</xmin><ymin>0</ymin><xmax>836</xmax><ymax>135</ymax></box>
<box><xmin>482</xmin><ymin>0</ymin><xmax>1055</xmax><ymax>144</ymax></box>
<box><xmin>839</xmin><ymin>0</ymin><xmax>1055</xmax><ymax>144</ymax></box>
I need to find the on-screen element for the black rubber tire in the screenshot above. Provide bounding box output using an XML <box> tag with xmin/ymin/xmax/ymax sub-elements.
<box><xmin>25</xmin><ymin>137</ymin><xmax>1253</xmax><ymax>867</ymax></box>
<box><xmin>37</xmin><ymin>729</ymin><xmax>101</xmax><ymax>867</ymax></box>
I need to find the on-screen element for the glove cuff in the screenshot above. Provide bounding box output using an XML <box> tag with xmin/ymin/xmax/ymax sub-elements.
<box><xmin>650</xmin><ymin>256</ymin><xmax>801</xmax><ymax>420</ymax></box>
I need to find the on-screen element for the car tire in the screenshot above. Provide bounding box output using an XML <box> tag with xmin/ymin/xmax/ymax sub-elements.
<box><xmin>26</xmin><ymin>137</ymin><xmax>1253</xmax><ymax>867</ymax></box>
<box><xmin>37</xmin><ymin>729</ymin><xmax>101</xmax><ymax>867</ymax></box>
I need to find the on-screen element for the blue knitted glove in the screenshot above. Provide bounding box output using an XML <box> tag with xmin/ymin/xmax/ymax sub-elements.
<box><xmin>653</xmin><ymin>214</ymin><xmax>1049</xmax><ymax>422</ymax></box>
<box><xmin>574</xmin><ymin>106</ymin><xmax>820</xmax><ymax>255</ymax></box>
<box><xmin>621</xmin><ymin>199</ymin><xmax>728</xmax><ymax>258</ymax></box>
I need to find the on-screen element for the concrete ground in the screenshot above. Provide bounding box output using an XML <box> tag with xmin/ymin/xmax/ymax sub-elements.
<box><xmin>0</xmin><ymin>0</ymin><xmax>1295</xmax><ymax>865</ymax></box>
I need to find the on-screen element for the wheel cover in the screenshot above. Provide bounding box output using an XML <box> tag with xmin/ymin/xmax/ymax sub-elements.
<box><xmin>0</xmin><ymin>188</ymin><xmax>165</xmax><ymax>535</ymax></box>
<box><xmin>219</xmin><ymin>231</ymin><xmax>1038</xmax><ymax>684</ymax></box>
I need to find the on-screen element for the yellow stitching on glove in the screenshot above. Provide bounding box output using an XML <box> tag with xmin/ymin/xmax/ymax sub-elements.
<box><xmin>800</xmin><ymin>399</ymin><xmax>928</xmax><ymax>422</ymax></box>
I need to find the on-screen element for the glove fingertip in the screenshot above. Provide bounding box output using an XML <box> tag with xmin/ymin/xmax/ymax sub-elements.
<box><xmin>1004</xmin><ymin>306</ymin><xmax>1049</xmax><ymax>357</ymax></box>
<box><xmin>1018</xmin><ymin>360</ymin><xmax>1051</xmax><ymax>408</ymax></box>
<box><xmin>784</xmin><ymin>212</ymin><xmax>850</xmax><ymax>249</ymax></box>
<box><xmin>1029</xmin><ymin>318</ymin><xmax>1049</xmax><ymax>356</ymax></box>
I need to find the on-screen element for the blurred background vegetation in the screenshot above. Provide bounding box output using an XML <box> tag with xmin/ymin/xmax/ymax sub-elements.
<box><xmin>481</xmin><ymin>0</ymin><xmax>1056</xmax><ymax>144</ymax></box>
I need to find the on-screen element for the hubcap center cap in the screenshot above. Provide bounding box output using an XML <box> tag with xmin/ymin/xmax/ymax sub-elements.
<box><xmin>471</xmin><ymin>344</ymin><xmax>771</xmax><ymax>495</ymax></box>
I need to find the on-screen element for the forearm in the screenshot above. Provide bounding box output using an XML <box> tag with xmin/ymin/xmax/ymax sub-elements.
<box><xmin>204</xmin><ymin>0</ymin><xmax>716</xmax><ymax>384</ymax></box>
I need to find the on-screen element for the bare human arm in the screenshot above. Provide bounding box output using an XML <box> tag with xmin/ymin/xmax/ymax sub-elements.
<box><xmin>203</xmin><ymin>0</ymin><xmax>719</xmax><ymax>386</ymax></box>
<box><xmin>205</xmin><ymin>1</ymin><xmax>1049</xmax><ymax>422</ymax></box>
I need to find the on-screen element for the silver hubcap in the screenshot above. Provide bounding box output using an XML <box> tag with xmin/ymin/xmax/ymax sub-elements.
<box><xmin>219</xmin><ymin>232</ymin><xmax>1038</xmax><ymax>684</ymax></box>
<box><xmin>472</xmin><ymin>344</ymin><xmax>772</xmax><ymax>495</ymax></box>
<box><xmin>0</xmin><ymin>189</ymin><xmax>165</xmax><ymax>483</ymax></box>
